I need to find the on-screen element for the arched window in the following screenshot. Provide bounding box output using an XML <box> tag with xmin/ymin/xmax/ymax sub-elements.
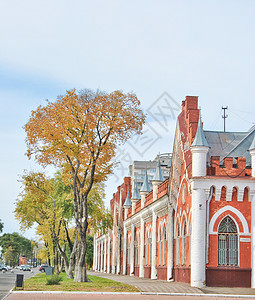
<box><xmin>182</xmin><ymin>221</ymin><xmax>187</xmax><ymax>265</ymax></box>
<box><xmin>176</xmin><ymin>224</ymin><xmax>180</xmax><ymax>266</ymax></box>
<box><xmin>218</xmin><ymin>216</ymin><xmax>238</xmax><ymax>266</ymax></box>
<box><xmin>158</xmin><ymin>226</ymin><xmax>162</xmax><ymax>266</ymax></box>
<box><xmin>146</xmin><ymin>229</ymin><xmax>152</xmax><ymax>266</ymax></box>
<box><xmin>127</xmin><ymin>236</ymin><xmax>131</xmax><ymax>266</ymax></box>
<box><xmin>163</xmin><ymin>226</ymin><xmax>167</xmax><ymax>266</ymax></box>
<box><xmin>135</xmin><ymin>232</ymin><xmax>140</xmax><ymax>266</ymax></box>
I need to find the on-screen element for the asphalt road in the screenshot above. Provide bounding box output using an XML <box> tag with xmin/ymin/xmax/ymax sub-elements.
<box><xmin>0</xmin><ymin>268</ymin><xmax>39</xmax><ymax>300</ymax></box>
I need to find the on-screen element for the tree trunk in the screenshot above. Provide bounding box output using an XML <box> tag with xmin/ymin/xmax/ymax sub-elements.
<box><xmin>74</xmin><ymin>239</ymin><xmax>88</xmax><ymax>282</ymax></box>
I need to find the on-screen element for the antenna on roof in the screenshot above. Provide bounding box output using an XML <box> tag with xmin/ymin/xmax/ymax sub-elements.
<box><xmin>222</xmin><ymin>106</ymin><xmax>228</xmax><ymax>132</ymax></box>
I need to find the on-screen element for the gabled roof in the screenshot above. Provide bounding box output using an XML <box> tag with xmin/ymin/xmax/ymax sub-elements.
<box><xmin>140</xmin><ymin>170</ymin><xmax>151</xmax><ymax>192</ymax></box>
<box><xmin>191</xmin><ymin>111</ymin><xmax>210</xmax><ymax>148</ymax></box>
<box><xmin>123</xmin><ymin>190</ymin><xmax>132</xmax><ymax>208</ymax></box>
<box><xmin>204</xmin><ymin>126</ymin><xmax>255</xmax><ymax>166</ymax></box>
<box><xmin>249</xmin><ymin>130</ymin><xmax>255</xmax><ymax>151</ymax></box>
<box><xmin>152</xmin><ymin>159</ymin><xmax>164</xmax><ymax>182</ymax></box>
<box><xmin>132</xmin><ymin>183</ymin><xmax>141</xmax><ymax>200</ymax></box>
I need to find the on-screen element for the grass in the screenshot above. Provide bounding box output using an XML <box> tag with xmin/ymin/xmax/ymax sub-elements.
<box><xmin>19</xmin><ymin>272</ymin><xmax>139</xmax><ymax>292</ymax></box>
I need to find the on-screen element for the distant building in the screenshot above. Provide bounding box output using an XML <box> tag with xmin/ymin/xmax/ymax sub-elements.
<box><xmin>19</xmin><ymin>256</ymin><xmax>27</xmax><ymax>266</ymax></box>
<box><xmin>129</xmin><ymin>153</ymin><xmax>172</xmax><ymax>191</ymax></box>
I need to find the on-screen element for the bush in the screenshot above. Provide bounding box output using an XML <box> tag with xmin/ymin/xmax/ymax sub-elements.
<box><xmin>46</xmin><ymin>274</ymin><xmax>62</xmax><ymax>285</ymax></box>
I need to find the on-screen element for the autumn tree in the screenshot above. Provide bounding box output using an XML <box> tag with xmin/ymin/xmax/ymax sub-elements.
<box><xmin>15</xmin><ymin>170</ymin><xmax>112</xmax><ymax>278</ymax></box>
<box><xmin>15</xmin><ymin>171</ymin><xmax>74</xmax><ymax>276</ymax></box>
<box><xmin>0</xmin><ymin>220</ymin><xmax>3</xmax><ymax>233</ymax></box>
<box><xmin>24</xmin><ymin>89</ymin><xmax>145</xmax><ymax>282</ymax></box>
<box><xmin>0</xmin><ymin>233</ymin><xmax>32</xmax><ymax>266</ymax></box>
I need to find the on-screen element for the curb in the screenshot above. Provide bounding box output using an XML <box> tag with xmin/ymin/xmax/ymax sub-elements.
<box><xmin>9</xmin><ymin>291</ymin><xmax>255</xmax><ymax>298</ymax></box>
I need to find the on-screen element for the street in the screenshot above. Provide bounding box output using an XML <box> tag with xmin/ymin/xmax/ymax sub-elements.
<box><xmin>0</xmin><ymin>268</ymin><xmax>39</xmax><ymax>300</ymax></box>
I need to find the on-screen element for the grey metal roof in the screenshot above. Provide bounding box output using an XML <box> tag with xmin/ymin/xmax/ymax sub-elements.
<box><xmin>191</xmin><ymin>111</ymin><xmax>210</xmax><ymax>148</ymax></box>
<box><xmin>123</xmin><ymin>190</ymin><xmax>132</xmax><ymax>208</ymax></box>
<box><xmin>140</xmin><ymin>170</ymin><xmax>151</xmax><ymax>192</ymax></box>
<box><xmin>249</xmin><ymin>131</ymin><xmax>255</xmax><ymax>151</ymax></box>
<box><xmin>152</xmin><ymin>159</ymin><xmax>164</xmax><ymax>181</ymax></box>
<box><xmin>204</xmin><ymin>126</ymin><xmax>255</xmax><ymax>166</ymax></box>
<box><xmin>132</xmin><ymin>183</ymin><xmax>141</xmax><ymax>200</ymax></box>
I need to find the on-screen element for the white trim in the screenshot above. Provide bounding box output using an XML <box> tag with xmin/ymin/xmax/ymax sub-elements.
<box><xmin>209</xmin><ymin>205</ymin><xmax>249</xmax><ymax>234</ymax></box>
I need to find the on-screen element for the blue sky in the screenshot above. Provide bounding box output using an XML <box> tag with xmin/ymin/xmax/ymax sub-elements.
<box><xmin>0</xmin><ymin>0</ymin><xmax>254</xmax><ymax>239</ymax></box>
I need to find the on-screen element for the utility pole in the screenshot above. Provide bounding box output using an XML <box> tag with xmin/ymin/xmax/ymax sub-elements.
<box><xmin>222</xmin><ymin>106</ymin><xmax>228</xmax><ymax>132</ymax></box>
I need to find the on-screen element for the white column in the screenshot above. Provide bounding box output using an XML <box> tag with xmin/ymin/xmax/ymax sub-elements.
<box><xmin>251</xmin><ymin>192</ymin><xmax>255</xmax><ymax>288</ymax></box>
<box><xmin>130</xmin><ymin>224</ymin><xmax>135</xmax><ymax>276</ymax></box>
<box><xmin>116</xmin><ymin>230</ymin><xmax>121</xmax><ymax>274</ymax></box>
<box><xmin>139</xmin><ymin>217</ymin><xmax>145</xmax><ymax>277</ymax></box>
<box><xmin>250</xmin><ymin>149</ymin><xmax>255</xmax><ymax>178</ymax></box>
<box><xmin>131</xmin><ymin>200</ymin><xmax>137</xmax><ymax>215</ymax></box>
<box><xmin>140</xmin><ymin>191</ymin><xmax>146</xmax><ymax>209</ymax></box>
<box><xmin>112</xmin><ymin>228</ymin><xmax>116</xmax><ymax>274</ymax></box>
<box><xmin>152</xmin><ymin>181</ymin><xmax>160</xmax><ymax>201</ymax></box>
<box><xmin>123</xmin><ymin>225</ymin><xmax>127</xmax><ymax>275</ymax></box>
<box><xmin>151</xmin><ymin>211</ymin><xmax>157</xmax><ymax>279</ymax></box>
<box><xmin>107</xmin><ymin>235</ymin><xmax>111</xmax><ymax>273</ymax></box>
<box><xmin>167</xmin><ymin>207</ymin><xmax>174</xmax><ymax>281</ymax></box>
<box><xmin>93</xmin><ymin>236</ymin><xmax>97</xmax><ymax>271</ymax></box>
<box><xmin>191</xmin><ymin>146</ymin><xmax>208</xmax><ymax>177</ymax></box>
<box><xmin>100</xmin><ymin>240</ymin><xmax>104</xmax><ymax>272</ymax></box>
<box><xmin>104</xmin><ymin>237</ymin><xmax>107</xmax><ymax>272</ymax></box>
<box><xmin>191</xmin><ymin>188</ymin><xmax>206</xmax><ymax>287</ymax></box>
<box><xmin>97</xmin><ymin>240</ymin><xmax>100</xmax><ymax>271</ymax></box>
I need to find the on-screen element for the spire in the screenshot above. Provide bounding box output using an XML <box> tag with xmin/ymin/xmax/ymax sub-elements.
<box><xmin>123</xmin><ymin>190</ymin><xmax>132</xmax><ymax>209</ymax></box>
<box><xmin>131</xmin><ymin>182</ymin><xmax>141</xmax><ymax>200</ymax></box>
<box><xmin>153</xmin><ymin>159</ymin><xmax>164</xmax><ymax>182</ymax></box>
<box><xmin>249</xmin><ymin>133</ymin><xmax>255</xmax><ymax>151</ymax></box>
<box><xmin>191</xmin><ymin>110</ymin><xmax>210</xmax><ymax>148</ymax></box>
<box><xmin>140</xmin><ymin>170</ymin><xmax>151</xmax><ymax>192</ymax></box>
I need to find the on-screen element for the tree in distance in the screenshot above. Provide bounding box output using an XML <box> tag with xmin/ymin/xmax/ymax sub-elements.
<box><xmin>24</xmin><ymin>89</ymin><xmax>145</xmax><ymax>282</ymax></box>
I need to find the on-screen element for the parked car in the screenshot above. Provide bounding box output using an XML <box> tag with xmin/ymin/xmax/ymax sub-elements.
<box><xmin>19</xmin><ymin>264</ymin><xmax>26</xmax><ymax>270</ymax></box>
<box><xmin>22</xmin><ymin>265</ymin><xmax>31</xmax><ymax>271</ymax></box>
<box><xmin>39</xmin><ymin>264</ymin><xmax>48</xmax><ymax>272</ymax></box>
<box><xmin>0</xmin><ymin>265</ymin><xmax>8</xmax><ymax>271</ymax></box>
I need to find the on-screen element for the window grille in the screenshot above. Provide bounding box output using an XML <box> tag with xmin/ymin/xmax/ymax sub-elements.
<box><xmin>182</xmin><ymin>222</ymin><xmax>187</xmax><ymax>265</ymax></box>
<box><xmin>163</xmin><ymin>227</ymin><xmax>167</xmax><ymax>265</ymax></box>
<box><xmin>176</xmin><ymin>224</ymin><xmax>180</xmax><ymax>265</ymax></box>
<box><xmin>218</xmin><ymin>216</ymin><xmax>238</xmax><ymax>266</ymax></box>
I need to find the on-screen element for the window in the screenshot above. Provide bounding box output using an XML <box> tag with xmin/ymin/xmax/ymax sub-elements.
<box><xmin>176</xmin><ymin>224</ymin><xmax>180</xmax><ymax>265</ymax></box>
<box><xmin>158</xmin><ymin>227</ymin><xmax>162</xmax><ymax>266</ymax></box>
<box><xmin>163</xmin><ymin>227</ymin><xmax>167</xmax><ymax>265</ymax></box>
<box><xmin>218</xmin><ymin>217</ymin><xmax>238</xmax><ymax>266</ymax></box>
<box><xmin>135</xmin><ymin>232</ymin><xmax>140</xmax><ymax>266</ymax></box>
<box><xmin>146</xmin><ymin>230</ymin><xmax>152</xmax><ymax>266</ymax></box>
<box><xmin>182</xmin><ymin>222</ymin><xmax>187</xmax><ymax>265</ymax></box>
<box><xmin>127</xmin><ymin>237</ymin><xmax>131</xmax><ymax>265</ymax></box>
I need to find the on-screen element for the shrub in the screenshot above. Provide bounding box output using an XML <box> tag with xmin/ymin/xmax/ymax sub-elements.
<box><xmin>46</xmin><ymin>274</ymin><xmax>62</xmax><ymax>285</ymax></box>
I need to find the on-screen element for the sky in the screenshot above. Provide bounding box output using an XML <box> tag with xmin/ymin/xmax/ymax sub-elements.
<box><xmin>0</xmin><ymin>0</ymin><xmax>254</xmax><ymax>240</ymax></box>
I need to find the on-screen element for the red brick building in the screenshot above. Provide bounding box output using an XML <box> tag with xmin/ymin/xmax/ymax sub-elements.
<box><xmin>94</xmin><ymin>96</ymin><xmax>255</xmax><ymax>288</ymax></box>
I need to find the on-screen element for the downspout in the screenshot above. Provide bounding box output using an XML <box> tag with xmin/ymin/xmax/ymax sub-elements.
<box><xmin>206</xmin><ymin>186</ymin><xmax>214</xmax><ymax>264</ymax></box>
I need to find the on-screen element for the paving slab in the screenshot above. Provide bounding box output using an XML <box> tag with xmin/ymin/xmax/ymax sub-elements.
<box><xmin>88</xmin><ymin>271</ymin><xmax>255</xmax><ymax>296</ymax></box>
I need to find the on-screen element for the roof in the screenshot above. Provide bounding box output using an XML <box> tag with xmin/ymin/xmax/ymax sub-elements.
<box><xmin>132</xmin><ymin>183</ymin><xmax>141</xmax><ymax>200</ymax></box>
<box><xmin>123</xmin><ymin>190</ymin><xmax>132</xmax><ymax>208</ymax></box>
<box><xmin>153</xmin><ymin>159</ymin><xmax>164</xmax><ymax>181</ymax></box>
<box><xmin>140</xmin><ymin>170</ymin><xmax>151</xmax><ymax>192</ymax></box>
<box><xmin>204</xmin><ymin>126</ymin><xmax>255</xmax><ymax>166</ymax></box>
<box><xmin>191</xmin><ymin>111</ymin><xmax>210</xmax><ymax>148</ymax></box>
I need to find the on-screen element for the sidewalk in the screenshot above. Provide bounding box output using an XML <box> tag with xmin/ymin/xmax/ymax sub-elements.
<box><xmin>88</xmin><ymin>270</ymin><xmax>255</xmax><ymax>296</ymax></box>
<box><xmin>88</xmin><ymin>270</ymin><xmax>202</xmax><ymax>294</ymax></box>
